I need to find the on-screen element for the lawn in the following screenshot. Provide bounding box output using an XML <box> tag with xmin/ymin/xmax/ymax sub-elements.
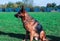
<box><xmin>0</xmin><ymin>12</ymin><xmax>60</xmax><ymax>41</ymax></box>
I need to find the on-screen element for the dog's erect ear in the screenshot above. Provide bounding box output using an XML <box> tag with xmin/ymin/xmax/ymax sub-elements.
<box><xmin>20</xmin><ymin>6</ymin><xmax>26</xmax><ymax>13</ymax></box>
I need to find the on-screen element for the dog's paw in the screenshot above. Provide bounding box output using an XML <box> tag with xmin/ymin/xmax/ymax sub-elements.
<box><xmin>35</xmin><ymin>37</ymin><xmax>38</xmax><ymax>41</ymax></box>
<box><xmin>22</xmin><ymin>40</ymin><xmax>26</xmax><ymax>41</ymax></box>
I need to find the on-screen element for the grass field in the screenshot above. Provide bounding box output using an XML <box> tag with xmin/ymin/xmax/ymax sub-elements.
<box><xmin>0</xmin><ymin>12</ymin><xmax>60</xmax><ymax>41</ymax></box>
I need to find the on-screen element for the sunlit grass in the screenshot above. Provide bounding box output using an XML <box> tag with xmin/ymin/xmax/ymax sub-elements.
<box><xmin>0</xmin><ymin>12</ymin><xmax>60</xmax><ymax>41</ymax></box>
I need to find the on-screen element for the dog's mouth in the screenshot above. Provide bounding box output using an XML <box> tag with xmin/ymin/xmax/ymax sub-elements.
<box><xmin>14</xmin><ymin>14</ymin><xmax>20</xmax><ymax>18</ymax></box>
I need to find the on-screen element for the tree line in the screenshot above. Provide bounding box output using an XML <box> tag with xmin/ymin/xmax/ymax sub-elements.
<box><xmin>0</xmin><ymin>1</ymin><xmax>60</xmax><ymax>12</ymax></box>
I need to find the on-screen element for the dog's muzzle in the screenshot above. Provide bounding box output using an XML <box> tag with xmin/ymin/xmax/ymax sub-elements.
<box><xmin>14</xmin><ymin>14</ymin><xmax>20</xmax><ymax>18</ymax></box>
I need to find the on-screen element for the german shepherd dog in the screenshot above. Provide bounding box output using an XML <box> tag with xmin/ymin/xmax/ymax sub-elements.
<box><xmin>14</xmin><ymin>6</ymin><xmax>47</xmax><ymax>41</ymax></box>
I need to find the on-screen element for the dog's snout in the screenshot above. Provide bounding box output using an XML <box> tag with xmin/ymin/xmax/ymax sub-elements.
<box><xmin>14</xmin><ymin>14</ymin><xmax>19</xmax><ymax>18</ymax></box>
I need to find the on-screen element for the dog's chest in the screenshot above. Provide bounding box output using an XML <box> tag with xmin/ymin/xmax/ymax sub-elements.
<box><xmin>23</xmin><ymin>20</ymin><xmax>35</xmax><ymax>32</ymax></box>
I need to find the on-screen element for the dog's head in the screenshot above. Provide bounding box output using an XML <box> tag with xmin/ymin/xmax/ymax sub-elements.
<box><xmin>14</xmin><ymin>6</ymin><xmax>26</xmax><ymax>18</ymax></box>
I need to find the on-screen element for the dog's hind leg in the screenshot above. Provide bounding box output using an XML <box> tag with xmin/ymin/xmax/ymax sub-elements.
<box><xmin>39</xmin><ymin>30</ymin><xmax>47</xmax><ymax>41</ymax></box>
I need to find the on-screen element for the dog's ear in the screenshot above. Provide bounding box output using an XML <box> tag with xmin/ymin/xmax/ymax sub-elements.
<box><xmin>20</xmin><ymin>6</ymin><xmax>26</xmax><ymax>13</ymax></box>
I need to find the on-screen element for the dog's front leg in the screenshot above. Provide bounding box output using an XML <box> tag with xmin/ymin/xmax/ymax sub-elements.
<box><xmin>30</xmin><ymin>31</ymin><xmax>34</xmax><ymax>41</ymax></box>
<box><xmin>25</xmin><ymin>31</ymin><xmax>29</xmax><ymax>41</ymax></box>
<box><xmin>22</xmin><ymin>31</ymin><xmax>29</xmax><ymax>41</ymax></box>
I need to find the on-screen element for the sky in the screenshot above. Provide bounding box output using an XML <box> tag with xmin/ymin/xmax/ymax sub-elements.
<box><xmin>0</xmin><ymin>0</ymin><xmax>60</xmax><ymax>6</ymax></box>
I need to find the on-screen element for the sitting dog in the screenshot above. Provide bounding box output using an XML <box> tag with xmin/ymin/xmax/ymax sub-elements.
<box><xmin>14</xmin><ymin>6</ymin><xmax>47</xmax><ymax>41</ymax></box>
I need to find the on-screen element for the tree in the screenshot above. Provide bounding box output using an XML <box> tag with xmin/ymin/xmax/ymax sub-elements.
<box><xmin>40</xmin><ymin>6</ymin><xmax>45</xmax><ymax>12</ymax></box>
<box><xmin>13</xmin><ymin>3</ymin><xmax>18</xmax><ymax>8</ymax></box>
<box><xmin>57</xmin><ymin>5</ymin><xmax>60</xmax><ymax>9</ymax></box>
<box><xmin>46</xmin><ymin>3</ymin><xmax>52</xmax><ymax>7</ymax></box>
<box><xmin>51</xmin><ymin>3</ymin><xmax>56</xmax><ymax>8</ymax></box>
<box><xmin>0</xmin><ymin>5</ymin><xmax>2</xmax><ymax>8</ymax></box>
<box><xmin>23</xmin><ymin>0</ymin><xmax>33</xmax><ymax>7</ymax></box>
<box><xmin>16</xmin><ymin>1</ymin><xmax>24</xmax><ymax>7</ymax></box>
<box><xmin>0</xmin><ymin>4</ymin><xmax>7</xmax><ymax>8</ymax></box>
<box><xmin>7</xmin><ymin>2</ymin><xmax>14</xmax><ymax>8</ymax></box>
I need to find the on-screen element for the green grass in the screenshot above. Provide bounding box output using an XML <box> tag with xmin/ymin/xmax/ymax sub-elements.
<box><xmin>0</xmin><ymin>12</ymin><xmax>60</xmax><ymax>41</ymax></box>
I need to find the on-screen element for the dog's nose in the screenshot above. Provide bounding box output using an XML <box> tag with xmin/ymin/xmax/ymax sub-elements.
<box><xmin>14</xmin><ymin>14</ymin><xmax>18</xmax><ymax>18</ymax></box>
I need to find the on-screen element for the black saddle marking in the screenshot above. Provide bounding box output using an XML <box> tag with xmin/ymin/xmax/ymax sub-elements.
<box><xmin>35</xmin><ymin>20</ymin><xmax>43</xmax><ymax>34</ymax></box>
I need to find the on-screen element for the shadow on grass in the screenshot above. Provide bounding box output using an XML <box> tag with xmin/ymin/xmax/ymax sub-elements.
<box><xmin>0</xmin><ymin>31</ymin><xmax>26</xmax><ymax>39</ymax></box>
<box><xmin>0</xmin><ymin>31</ymin><xmax>60</xmax><ymax>41</ymax></box>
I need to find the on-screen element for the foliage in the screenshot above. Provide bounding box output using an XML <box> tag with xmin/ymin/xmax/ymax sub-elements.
<box><xmin>0</xmin><ymin>1</ymin><xmax>60</xmax><ymax>12</ymax></box>
<box><xmin>57</xmin><ymin>5</ymin><xmax>60</xmax><ymax>9</ymax></box>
